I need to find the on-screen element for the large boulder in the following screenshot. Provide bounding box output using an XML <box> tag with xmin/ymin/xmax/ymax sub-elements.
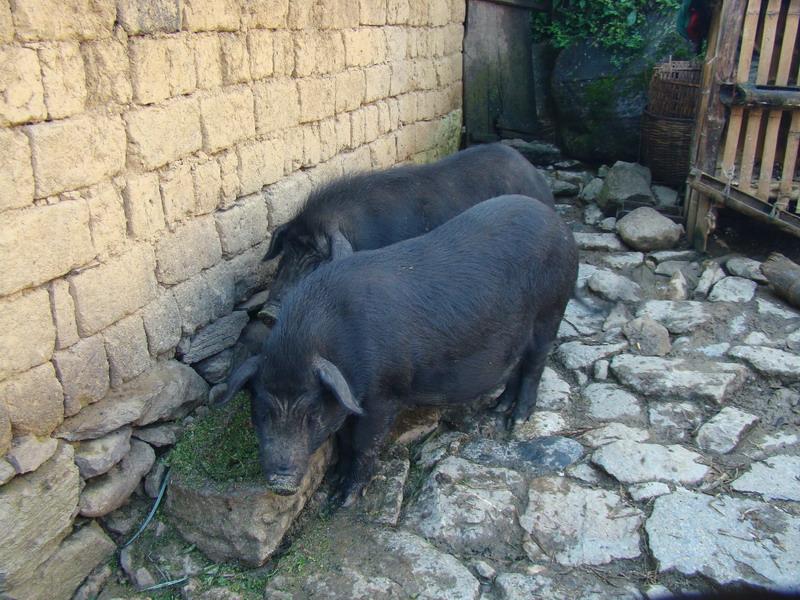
<box><xmin>616</xmin><ymin>207</ymin><xmax>683</xmax><ymax>251</ymax></box>
<box><xmin>597</xmin><ymin>161</ymin><xmax>654</xmax><ymax>213</ymax></box>
<box><xmin>551</xmin><ymin>13</ymin><xmax>690</xmax><ymax>162</ymax></box>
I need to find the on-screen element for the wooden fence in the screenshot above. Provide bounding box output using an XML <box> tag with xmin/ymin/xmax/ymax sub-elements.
<box><xmin>685</xmin><ymin>0</ymin><xmax>800</xmax><ymax>249</ymax></box>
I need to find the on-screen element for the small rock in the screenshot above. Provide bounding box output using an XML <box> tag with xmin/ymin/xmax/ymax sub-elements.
<box><xmin>562</xmin><ymin>298</ymin><xmax>606</xmax><ymax>336</ymax></box>
<box><xmin>729</xmin><ymin>345</ymin><xmax>800</xmax><ymax>383</ymax></box>
<box><xmin>623</xmin><ymin>316</ymin><xmax>671</xmax><ymax>356</ymax></box>
<box><xmin>580</xmin><ymin>180</ymin><xmax>604</xmax><ymax>204</ymax></box>
<box><xmin>636</xmin><ymin>300</ymin><xmax>711</xmax><ymax>334</ymax></box>
<box><xmin>648</xmin><ymin>402</ymin><xmax>703</xmax><ymax>441</ymax></box>
<box><xmin>592</xmin><ymin>440</ymin><xmax>709</xmax><ymax>484</ymax></box>
<box><xmin>120</xmin><ymin>546</ymin><xmax>157</xmax><ymax>591</ymax></box>
<box><xmin>602</xmin><ymin>252</ymin><xmax>644</xmax><ymax>270</ymax></box>
<box><xmin>666</xmin><ymin>270</ymin><xmax>689</xmax><ymax>300</ymax></box>
<box><xmin>566</xmin><ymin>462</ymin><xmax>603</xmax><ymax>484</ymax></box>
<box><xmin>708</xmin><ymin>276</ymin><xmax>757</xmax><ymax>302</ymax></box>
<box><xmin>725</xmin><ymin>257</ymin><xmax>767</xmax><ymax>283</ymax></box>
<box><xmin>573</xmin><ymin>232</ymin><xmax>626</xmax><ymax>252</ymax></box>
<box><xmin>653</xmin><ymin>261</ymin><xmax>699</xmax><ymax>281</ymax></box>
<box><xmin>611</xmin><ymin>354</ymin><xmax>747</xmax><ymax>403</ymax></box>
<box><xmin>193</xmin><ymin>348</ymin><xmax>235</xmax><ymax>384</ymax></box>
<box><xmin>5</xmin><ymin>435</ymin><xmax>58</xmax><ymax>474</ymax></box>
<box><xmin>588</xmin><ymin>270</ymin><xmax>642</xmax><ymax>302</ymax></box>
<box><xmin>603</xmin><ymin>303</ymin><xmax>633</xmax><ymax>331</ymax></box>
<box><xmin>79</xmin><ymin>439</ymin><xmax>156</xmax><ymax>517</ymax></box>
<box><xmin>743</xmin><ymin>330</ymin><xmax>775</xmax><ymax>345</ymax></box>
<box><xmin>646</xmin><ymin>490</ymin><xmax>800</xmax><ymax>587</ymax></box>
<box><xmin>581</xmin><ymin>423</ymin><xmax>649</xmax><ymax>447</ymax></box>
<box><xmin>179</xmin><ymin>311</ymin><xmax>250</xmax><ymax>364</ymax></box>
<box><xmin>73</xmin><ymin>427</ymin><xmax>132</xmax><ymax>479</ymax></box>
<box><xmin>551</xmin><ymin>179</ymin><xmax>579</xmax><ymax>196</ymax></box>
<box><xmin>132</xmin><ymin>422</ymin><xmax>182</xmax><ymax>447</ymax></box>
<box><xmin>73</xmin><ymin>564</ymin><xmax>113</xmax><ymax>600</ymax></box>
<box><xmin>694</xmin><ymin>262</ymin><xmax>726</xmax><ymax>299</ymax></box>
<box><xmin>788</xmin><ymin>327</ymin><xmax>800</xmax><ymax>351</ymax></box>
<box><xmin>695</xmin><ymin>407</ymin><xmax>759</xmax><ymax>454</ymax></box>
<box><xmin>101</xmin><ymin>496</ymin><xmax>148</xmax><ymax>536</ymax></box>
<box><xmin>501</xmin><ymin>138</ymin><xmax>562</xmax><ymax>165</ymax></box>
<box><xmin>144</xmin><ymin>459</ymin><xmax>168</xmax><ymax>498</ymax></box>
<box><xmin>689</xmin><ymin>342</ymin><xmax>731</xmax><ymax>358</ymax></box>
<box><xmin>557</xmin><ymin>341</ymin><xmax>628</xmax><ymax>370</ymax></box>
<box><xmin>628</xmin><ymin>481</ymin><xmax>671</xmax><ymax>501</ymax></box>
<box><xmin>583</xmin><ymin>203</ymin><xmax>604</xmax><ymax>225</ymax></box>
<box><xmin>494</xmin><ymin>570</ymin><xmax>641</xmax><ymax>600</ymax></box>
<box><xmin>0</xmin><ymin>459</ymin><xmax>15</xmax><ymax>485</ymax></box>
<box><xmin>598</xmin><ymin>217</ymin><xmax>617</xmax><ymax>232</ymax></box>
<box><xmin>731</xmin><ymin>455</ymin><xmax>800</xmax><ymax>501</ymax></box>
<box><xmin>416</xmin><ymin>431</ymin><xmax>468</xmax><ymax>470</ymax></box>
<box><xmin>652</xmin><ymin>185</ymin><xmax>679</xmax><ymax>208</ymax></box>
<box><xmin>536</xmin><ymin>367</ymin><xmax>572</xmax><ymax>410</ymax></box>
<box><xmin>597</xmin><ymin>161</ymin><xmax>654</xmax><ymax>211</ymax></box>
<box><xmin>593</xmin><ymin>360</ymin><xmax>609</xmax><ymax>380</ymax></box>
<box><xmin>746</xmin><ymin>431</ymin><xmax>800</xmax><ymax>458</ymax></box>
<box><xmin>521</xmin><ymin>476</ymin><xmax>643</xmax><ymax>566</ymax></box>
<box><xmin>471</xmin><ymin>560</ymin><xmax>496</xmax><ymax>581</ymax></box>
<box><xmin>584</xmin><ymin>383</ymin><xmax>642</xmax><ymax>421</ymax></box>
<box><xmin>616</xmin><ymin>207</ymin><xmax>683</xmax><ymax>252</ymax></box>
<box><xmin>512</xmin><ymin>411</ymin><xmax>566</xmax><ymax>439</ymax></box>
<box><xmin>644</xmin><ymin>584</ymin><xmax>674</xmax><ymax>599</ymax></box>
<box><xmin>650</xmin><ymin>250</ymin><xmax>699</xmax><ymax>263</ymax></box>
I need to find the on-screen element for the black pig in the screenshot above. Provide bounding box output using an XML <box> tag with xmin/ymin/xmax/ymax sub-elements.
<box><xmin>220</xmin><ymin>195</ymin><xmax>577</xmax><ymax>505</ymax></box>
<box><xmin>261</xmin><ymin>143</ymin><xmax>554</xmax><ymax>317</ymax></box>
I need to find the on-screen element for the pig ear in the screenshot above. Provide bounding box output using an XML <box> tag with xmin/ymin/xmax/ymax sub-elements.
<box><xmin>328</xmin><ymin>229</ymin><xmax>353</xmax><ymax>261</ymax></box>
<box><xmin>313</xmin><ymin>356</ymin><xmax>363</xmax><ymax>415</ymax></box>
<box><xmin>263</xmin><ymin>223</ymin><xmax>290</xmax><ymax>261</ymax></box>
<box><xmin>216</xmin><ymin>356</ymin><xmax>260</xmax><ymax>406</ymax></box>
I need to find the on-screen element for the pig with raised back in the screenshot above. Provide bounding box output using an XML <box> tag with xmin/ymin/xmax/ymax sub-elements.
<box><xmin>220</xmin><ymin>195</ymin><xmax>577</xmax><ymax>505</ymax></box>
<box><xmin>261</xmin><ymin>143</ymin><xmax>554</xmax><ymax>317</ymax></box>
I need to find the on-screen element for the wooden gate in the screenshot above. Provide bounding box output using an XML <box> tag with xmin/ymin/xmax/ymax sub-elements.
<box><xmin>685</xmin><ymin>0</ymin><xmax>800</xmax><ymax>249</ymax></box>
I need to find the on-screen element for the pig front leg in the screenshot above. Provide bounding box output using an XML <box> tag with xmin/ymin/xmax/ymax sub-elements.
<box><xmin>338</xmin><ymin>408</ymin><xmax>397</xmax><ymax>507</ymax></box>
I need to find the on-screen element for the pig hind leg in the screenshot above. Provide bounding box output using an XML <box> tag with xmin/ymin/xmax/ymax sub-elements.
<box><xmin>508</xmin><ymin>312</ymin><xmax>562</xmax><ymax>429</ymax></box>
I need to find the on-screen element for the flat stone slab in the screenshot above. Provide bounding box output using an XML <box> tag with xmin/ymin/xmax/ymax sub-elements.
<box><xmin>636</xmin><ymin>300</ymin><xmax>712</xmax><ymax>334</ymax></box>
<box><xmin>493</xmin><ymin>570</ymin><xmax>641</xmax><ymax>600</ymax></box>
<box><xmin>180</xmin><ymin>311</ymin><xmax>249</xmax><ymax>364</ymax></box>
<box><xmin>695</xmin><ymin>407</ymin><xmax>758</xmax><ymax>454</ymax></box>
<box><xmin>268</xmin><ymin>529</ymin><xmax>481</xmax><ymax>600</ymax></box>
<box><xmin>695</xmin><ymin>262</ymin><xmax>727</xmax><ymax>298</ymax></box>
<box><xmin>581</xmin><ymin>423</ymin><xmax>650</xmax><ymax>448</ymax></box>
<box><xmin>731</xmin><ymin>455</ymin><xmax>800</xmax><ymax>501</ymax></box>
<box><xmin>361</xmin><ymin>449</ymin><xmax>410</xmax><ymax>527</ymax></box>
<box><xmin>536</xmin><ymin>367</ymin><xmax>572</xmax><ymax>410</ymax></box>
<box><xmin>622</xmin><ymin>316</ymin><xmax>671</xmax><ymax>357</ymax></box>
<box><xmin>56</xmin><ymin>361</ymin><xmax>208</xmax><ymax>441</ymax></box>
<box><xmin>404</xmin><ymin>456</ymin><xmax>527</xmax><ymax>560</ymax></box>
<box><xmin>592</xmin><ymin>440</ymin><xmax>709</xmax><ymax>484</ymax></box>
<box><xmin>583</xmin><ymin>383</ymin><xmax>642</xmax><ymax>421</ymax></box>
<box><xmin>561</xmin><ymin>299</ymin><xmax>606</xmax><ymax>337</ymax></box>
<box><xmin>650</xmin><ymin>250</ymin><xmax>699</xmax><ymax>263</ymax></box>
<box><xmin>708</xmin><ymin>276</ymin><xmax>757</xmax><ymax>303</ymax></box>
<box><xmin>512</xmin><ymin>411</ymin><xmax>567</xmax><ymax>440</ymax></box>
<box><xmin>5</xmin><ymin>435</ymin><xmax>57</xmax><ymax>475</ymax></box>
<box><xmin>557</xmin><ymin>341</ymin><xmax>628</xmax><ymax>370</ymax></box>
<box><xmin>521</xmin><ymin>476</ymin><xmax>643</xmax><ymax>566</ymax></box>
<box><xmin>648</xmin><ymin>402</ymin><xmax>703</xmax><ymax>441</ymax></box>
<box><xmin>610</xmin><ymin>354</ymin><xmax>747</xmax><ymax>403</ymax></box>
<box><xmin>646</xmin><ymin>489</ymin><xmax>800</xmax><ymax>587</ymax></box>
<box><xmin>573</xmin><ymin>232</ymin><xmax>626</xmax><ymax>252</ymax></box>
<box><xmin>728</xmin><ymin>345</ymin><xmax>800</xmax><ymax>383</ymax></box>
<box><xmin>628</xmin><ymin>481</ymin><xmax>671</xmax><ymax>501</ymax></box>
<box><xmin>602</xmin><ymin>252</ymin><xmax>645</xmax><ymax>270</ymax></box>
<box><xmin>757</xmin><ymin>298</ymin><xmax>800</xmax><ymax>320</ymax></box>
<box><xmin>459</xmin><ymin>437</ymin><xmax>584</xmax><ymax>477</ymax></box>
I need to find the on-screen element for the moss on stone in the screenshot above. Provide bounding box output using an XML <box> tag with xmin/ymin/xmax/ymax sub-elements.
<box><xmin>167</xmin><ymin>392</ymin><xmax>262</xmax><ymax>488</ymax></box>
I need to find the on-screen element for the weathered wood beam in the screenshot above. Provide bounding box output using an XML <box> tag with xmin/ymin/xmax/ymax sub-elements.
<box><xmin>720</xmin><ymin>83</ymin><xmax>800</xmax><ymax>109</ymax></box>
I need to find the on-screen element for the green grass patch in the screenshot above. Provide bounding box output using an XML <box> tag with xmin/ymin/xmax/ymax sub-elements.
<box><xmin>167</xmin><ymin>392</ymin><xmax>262</xmax><ymax>488</ymax></box>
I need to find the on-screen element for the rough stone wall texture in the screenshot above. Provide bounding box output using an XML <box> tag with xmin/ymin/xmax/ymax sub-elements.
<box><xmin>0</xmin><ymin>0</ymin><xmax>464</xmax><ymax>596</ymax></box>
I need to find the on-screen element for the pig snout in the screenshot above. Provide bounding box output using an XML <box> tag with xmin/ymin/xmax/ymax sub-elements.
<box><xmin>260</xmin><ymin>446</ymin><xmax>306</xmax><ymax>496</ymax></box>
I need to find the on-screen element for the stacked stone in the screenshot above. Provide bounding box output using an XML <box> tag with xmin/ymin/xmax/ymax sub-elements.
<box><xmin>0</xmin><ymin>0</ymin><xmax>466</xmax><ymax>597</ymax></box>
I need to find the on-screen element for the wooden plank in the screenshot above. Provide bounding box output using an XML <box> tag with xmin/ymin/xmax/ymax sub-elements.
<box><xmin>685</xmin><ymin>187</ymin><xmax>699</xmax><ymax>237</ymax></box>
<box><xmin>695</xmin><ymin>0</ymin><xmax>748</xmax><ymax>175</ymax></box>
<box><xmin>758</xmin><ymin>0</ymin><xmax>795</xmax><ymax>198</ymax></box>
<box><xmin>721</xmin><ymin>84</ymin><xmax>800</xmax><ymax>108</ymax></box>
<box><xmin>721</xmin><ymin>0</ymin><xmax>761</xmax><ymax>179</ymax></box>
<box><xmin>778</xmin><ymin>110</ymin><xmax>800</xmax><ymax>208</ymax></box>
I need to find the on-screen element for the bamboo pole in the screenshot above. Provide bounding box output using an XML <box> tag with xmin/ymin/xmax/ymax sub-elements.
<box><xmin>758</xmin><ymin>0</ymin><xmax>799</xmax><ymax>199</ymax></box>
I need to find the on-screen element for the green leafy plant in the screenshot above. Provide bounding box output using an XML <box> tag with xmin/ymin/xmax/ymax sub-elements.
<box><xmin>532</xmin><ymin>0</ymin><xmax>681</xmax><ymax>57</ymax></box>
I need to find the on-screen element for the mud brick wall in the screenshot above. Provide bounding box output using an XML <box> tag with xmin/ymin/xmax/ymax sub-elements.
<box><xmin>0</xmin><ymin>0</ymin><xmax>464</xmax><ymax>596</ymax></box>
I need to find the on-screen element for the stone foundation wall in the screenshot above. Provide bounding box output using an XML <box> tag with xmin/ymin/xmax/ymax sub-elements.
<box><xmin>0</xmin><ymin>0</ymin><xmax>464</xmax><ymax>596</ymax></box>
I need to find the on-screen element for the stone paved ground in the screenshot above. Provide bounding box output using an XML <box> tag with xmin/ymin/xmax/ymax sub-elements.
<box><xmin>94</xmin><ymin>165</ymin><xmax>800</xmax><ymax>600</ymax></box>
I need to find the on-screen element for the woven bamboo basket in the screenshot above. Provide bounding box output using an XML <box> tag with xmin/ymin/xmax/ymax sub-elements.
<box><xmin>640</xmin><ymin>60</ymin><xmax>702</xmax><ymax>186</ymax></box>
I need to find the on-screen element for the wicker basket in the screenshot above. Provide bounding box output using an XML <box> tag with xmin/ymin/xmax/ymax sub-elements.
<box><xmin>640</xmin><ymin>60</ymin><xmax>702</xmax><ymax>186</ymax></box>
<box><xmin>640</xmin><ymin>111</ymin><xmax>695</xmax><ymax>187</ymax></box>
<box><xmin>647</xmin><ymin>60</ymin><xmax>702</xmax><ymax>119</ymax></box>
